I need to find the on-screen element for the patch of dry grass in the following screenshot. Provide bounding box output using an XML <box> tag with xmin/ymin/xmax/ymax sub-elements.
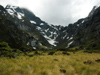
<box><xmin>0</xmin><ymin>50</ymin><xmax>100</xmax><ymax>75</ymax></box>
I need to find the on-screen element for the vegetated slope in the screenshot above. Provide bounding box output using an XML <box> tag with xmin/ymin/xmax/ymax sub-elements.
<box><xmin>0</xmin><ymin>5</ymin><xmax>51</xmax><ymax>50</ymax></box>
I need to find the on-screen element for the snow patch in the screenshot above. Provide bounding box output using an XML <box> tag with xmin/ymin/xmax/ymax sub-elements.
<box><xmin>53</xmin><ymin>27</ymin><xmax>58</xmax><ymax>31</ymax></box>
<box><xmin>17</xmin><ymin>13</ymin><xmax>22</xmax><ymax>19</ymax></box>
<box><xmin>33</xmin><ymin>47</ymin><xmax>36</xmax><ymax>49</ymax></box>
<box><xmin>36</xmin><ymin>26</ymin><xmax>41</xmax><ymax>30</ymax></box>
<box><xmin>82</xmin><ymin>20</ymin><xmax>84</xmax><ymax>23</ymax></box>
<box><xmin>39</xmin><ymin>43</ymin><xmax>42</xmax><ymax>46</ymax></box>
<box><xmin>40</xmin><ymin>23</ymin><xmax>44</xmax><ymax>25</ymax></box>
<box><xmin>49</xmin><ymin>32</ymin><xmax>53</xmax><ymax>38</ymax></box>
<box><xmin>45</xmin><ymin>28</ymin><xmax>49</xmax><ymax>32</ymax></box>
<box><xmin>63</xmin><ymin>33</ymin><xmax>68</xmax><ymax>39</ymax></box>
<box><xmin>30</xmin><ymin>20</ymin><xmax>36</xmax><ymax>24</ymax></box>
<box><xmin>22</xmin><ymin>20</ymin><xmax>24</xmax><ymax>22</ymax></box>
<box><xmin>69</xmin><ymin>37</ymin><xmax>73</xmax><ymax>40</ymax></box>
<box><xmin>53</xmin><ymin>32</ymin><xmax>57</xmax><ymax>34</ymax></box>
<box><xmin>6</xmin><ymin>9</ymin><xmax>14</xmax><ymax>15</ymax></box>
<box><xmin>41</xmin><ymin>32</ymin><xmax>45</xmax><ymax>35</ymax></box>
<box><xmin>66</xmin><ymin>41</ymin><xmax>74</xmax><ymax>48</ymax></box>
<box><xmin>67</xmin><ymin>37</ymin><xmax>69</xmax><ymax>39</ymax></box>
<box><xmin>48</xmin><ymin>39</ymin><xmax>56</xmax><ymax>46</ymax></box>
<box><xmin>59</xmin><ymin>27</ymin><xmax>61</xmax><ymax>30</ymax></box>
<box><xmin>44</xmin><ymin>35</ymin><xmax>56</xmax><ymax>46</ymax></box>
<box><xmin>77</xmin><ymin>24</ymin><xmax>79</xmax><ymax>26</ymax></box>
<box><xmin>63</xmin><ymin>35</ymin><xmax>67</xmax><ymax>39</ymax></box>
<box><xmin>6</xmin><ymin>8</ymin><xmax>24</xmax><ymax>19</ymax></box>
<box><xmin>27</xmin><ymin>42</ymin><xmax>29</xmax><ymax>45</ymax></box>
<box><xmin>19</xmin><ymin>12</ymin><xmax>24</xmax><ymax>16</ymax></box>
<box><xmin>44</xmin><ymin>35</ymin><xmax>50</xmax><ymax>40</ymax></box>
<box><xmin>63</xmin><ymin>30</ymin><xmax>66</xmax><ymax>32</ymax></box>
<box><xmin>6</xmin><ymin>5</ymin><xmax>18</xmax><ymax>9</ymax></box>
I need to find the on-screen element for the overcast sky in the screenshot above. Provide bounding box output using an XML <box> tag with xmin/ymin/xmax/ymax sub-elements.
<box><xmin>0</xmin><ymin>0</ymin><xmax>100</xmax><ymax>26</ymax></box>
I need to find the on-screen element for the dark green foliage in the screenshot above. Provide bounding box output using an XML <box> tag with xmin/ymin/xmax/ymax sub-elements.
<box><xmin>95</xmin><ymin>59</ymin><xmax>100</xmax><ymax>63</ymax></box>
<box><xmin>34</xmin><ymin>51</ymin><xmax>40</xmax><ymax>55</ymax></box>
<box><xmin>83</xmin><ymin>50</ymin><xmax>100</xmax><ymax>53</ymax></box>
<box><xmin>41</xmin><ymin>71</ymin><xmax>48</xmax><ymax>75</ymax></box>
<box><xmin>57</xmin><ymin>48</ymin><xmax>66</xmax><ymax>51</ymax></box>
<box><xmin>48</xmin><ymin>51</ymin><xmax>55</xmax><ymax>55</ymax></box>
<box><xmin>0</xmin><ymin>41</ymin><xmax>26</xmax><ymax>58</ymax></box>
<box><xmin>27</xmin><ymin>54</ymin><xmax>34</xmax><ymax>57</ymax></box>
<box><xmin>83</xmin><ymin>50</ymin><xmax>92</xmax><ymax>53</ymax></box>
<box><xmin>62</xmin><ymin>51</ymin><xmax>70</xmax><ymax>55</ymax></box>
<box><xmin>20</xmin><ymin>46</ymin><xmax>33</xmax><ymax>52</ymax></box>
<box><xmin>54</xmin><ymin>59</ymin><xmax>58</xmax><ymax>61</ymax></box>
<box><xmin>60</xmin><ymin>69</ymin><xmax>66</xmax><ymax>73</ymax></box>
<box><xmin>0</xmin><ymin>41</ymin><xmax>14</xmax><ymax>57</ymax></box>
<box><xmin>83</xmin><ymin>60</ymin><xmax>94</xmax><ymax>65</ymax></box>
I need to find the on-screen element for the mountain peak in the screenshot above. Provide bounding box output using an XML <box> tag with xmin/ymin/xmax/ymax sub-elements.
<box><xmin>5</xmin><ymin>5</ymin><xmax>24</xmax><ymax>19</ymax></box>
<box><xmin>88</xmin><ymin>6</ymin><xmax>99</xmax><ymax>17</ymax></box>
<box><xmin>0</xmin><ymin>5</ymin><xmax>6</xmax><ymax>11</ymax></box>
<box><xmin>5</xmin><ymin>5</ymin><xmax>18</xmax><ymax>9</ymax></box>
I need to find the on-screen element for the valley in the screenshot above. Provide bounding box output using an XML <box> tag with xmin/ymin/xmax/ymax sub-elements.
<box><xmin>0</xmin><ymin>4</ymin><xmax>100</xmax><ymax>75</ymax></box>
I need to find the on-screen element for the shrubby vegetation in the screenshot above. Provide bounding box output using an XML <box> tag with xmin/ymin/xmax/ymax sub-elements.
<box><xmin>0</xmin><ymin>41</ymin><xmax>14</xmax><ymax>57</ymax></box>
<box><xmin>0</xmin><ymin>40</ymin><xmax>32</xmax><ymax>58</ymax></box>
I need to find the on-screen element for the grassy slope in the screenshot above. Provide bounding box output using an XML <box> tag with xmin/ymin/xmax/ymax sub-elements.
<box><xmin>0</xmin><ymin>51</ymin><xmax>100</xmax><ymax>75</ymax></box>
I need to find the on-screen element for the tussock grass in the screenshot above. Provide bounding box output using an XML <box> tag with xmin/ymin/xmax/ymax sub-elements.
<box><xmin>0</xmin><ymin>50</ymin><xmax>100</xmax><ymax>75</ymax></box>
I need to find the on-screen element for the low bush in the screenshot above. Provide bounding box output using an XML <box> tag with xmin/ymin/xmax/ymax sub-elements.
<box><xmin>0</xmin><ymin>41</ymin><xmax>14</xmax><ymax>57</ymax></box>
<box><xmin>0</xmin><ymin>41</ymin><xmax>24</xmax><ymax>58</ymax></box>
<box><xmin>95</xmin><ymin>59</ymin><xmax>100</xmax><ymax>63</ymax></box>
<box><xmin>20</xmin><ymin>46</ymin><xmax>33</xmax><ymax>52</ymax></box>
<box><xmin>48</xmin><ymin>51</ymin><xmax>55</xmax><ymax>55</ymax></box>
<box><xmin>62</xmin><ymin>51</ymin><xmax>70</xmax><ymax>55</ymax></box>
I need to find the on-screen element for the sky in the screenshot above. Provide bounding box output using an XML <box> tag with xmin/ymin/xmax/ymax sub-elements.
<box><xmin>0</xmin><ymin>0</ymin><xmax>100</xmax><ymax>26</ymax></box>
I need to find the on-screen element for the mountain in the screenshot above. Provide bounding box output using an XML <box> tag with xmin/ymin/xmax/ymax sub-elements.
<box><xmin>0</xmin><ymin>5</ymin><xmax>51</xmax><ymax>50</ymax></box>
<box><xmin>5</xmin><ymin>5</ymin><xmax>79</xmax><ymax>48</ymax></box>
<box><xmin>56</xmin><ymin>6</ymin><xmax>100</xmax><ymax>50</ymax></box>
<box><xmin>4</xmin><ymin>5</ymin><xmax>65</xmax><ymax>47</ymax></box>
<box><xmin>72</xmin><ymin>6</ymin><xmax>100</xmax><ymax>50</ymax></box>
<box><xmin>0</xmin><ymin>4</ymin><xmax>100</xmax><ymax>50</ymax></box>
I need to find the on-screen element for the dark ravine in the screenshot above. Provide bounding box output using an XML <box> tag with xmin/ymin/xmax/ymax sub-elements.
<box><xmin>0</xmin><ymin>5</ymin><xmax>100</xmax><ymax>50</ymax></box>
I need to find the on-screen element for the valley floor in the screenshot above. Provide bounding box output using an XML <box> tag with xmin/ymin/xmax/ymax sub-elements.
<box><xmin>0</xmin><ymin>50</ymin><xmax>100</xmax><ymax>75</ymax></box>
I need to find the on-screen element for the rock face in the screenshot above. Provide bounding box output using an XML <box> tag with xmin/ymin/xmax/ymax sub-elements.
<box><xmin>0</xmin><ymin>4</ymin><xmax>100</xmax><ymax>50</ymax></box>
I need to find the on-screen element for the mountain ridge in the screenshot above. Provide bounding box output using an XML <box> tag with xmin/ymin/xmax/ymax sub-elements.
<box><xmin>0</xmin><ymin>4</ymin><xmax>100</xmax><ymax>50</ymax></box>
